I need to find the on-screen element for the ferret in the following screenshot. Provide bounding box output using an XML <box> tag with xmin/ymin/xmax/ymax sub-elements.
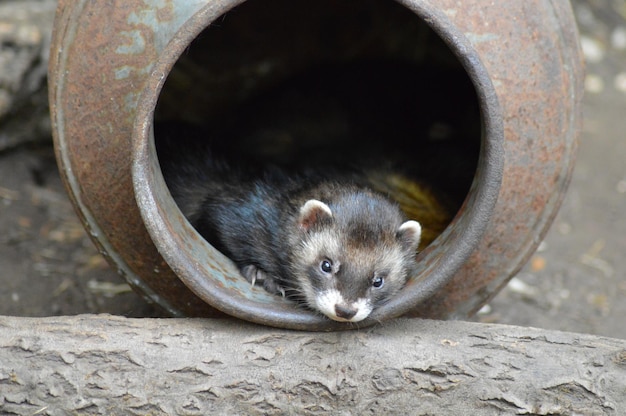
<box><xmin>156</xmin><ymin>125</ymin><xmax>421</xmax><ymax>323</ymax></box>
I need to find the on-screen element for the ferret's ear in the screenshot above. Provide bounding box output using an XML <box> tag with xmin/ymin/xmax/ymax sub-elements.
<box><xmin>397</xmin><ymin>220</ymin><xmax>421</xmax><ymax>251</ymax></box>
<box><xmin>298</xmin><ymin>199</ymin><xmax>333</xmax><ymax>231</ymax></box>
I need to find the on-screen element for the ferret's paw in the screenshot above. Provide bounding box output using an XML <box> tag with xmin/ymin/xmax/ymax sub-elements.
<box><xmin>263</xmin><ymin>279</ymin><xmax>287</xmax><ymax>298</ymax></box>
<box><xmin>241</xmin><ymin>265</ymin><xmax>285</xmax><ymax>297</ymax></box>
<box><xmin>241</xmin><ymin>264</ymin><xmax>266</xmax><ymax>287</ymax></box>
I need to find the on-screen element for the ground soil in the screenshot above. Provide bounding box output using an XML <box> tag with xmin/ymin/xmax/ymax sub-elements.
<box><xmin>0</xmin><ymin>1</ymin><xmax>624</xmax><ymax>339</ymax></box>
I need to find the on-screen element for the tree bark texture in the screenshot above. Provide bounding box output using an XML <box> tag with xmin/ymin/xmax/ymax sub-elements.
<box><xmin>0</xmin><ymin>315</ymin><xmax>625</xmax><ymax>415</ymax></box>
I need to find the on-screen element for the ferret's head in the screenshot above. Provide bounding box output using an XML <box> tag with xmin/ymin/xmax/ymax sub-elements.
<box><xmin>290</xmin><ymin>193</ymin><xmax>421</xmax><ymax>323</ymax></box>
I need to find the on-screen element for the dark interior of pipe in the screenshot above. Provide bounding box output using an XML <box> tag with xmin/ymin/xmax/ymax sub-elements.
<box><xmin>154</xmin><ymin>0</ymin><xmax>481</xmax><ymax>251</ymax></box>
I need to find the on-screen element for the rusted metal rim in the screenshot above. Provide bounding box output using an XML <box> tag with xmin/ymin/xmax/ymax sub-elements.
<box><xmin>132</xmin><ymin>0</ymin><xmax>504</xmax><ymax>330</ymax></box>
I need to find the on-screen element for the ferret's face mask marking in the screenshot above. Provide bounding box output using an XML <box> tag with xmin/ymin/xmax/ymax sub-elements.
<box><xmin>295</xmin><ymin>199</ymin><xmax>421</xmax><ymax>322</ymax></box>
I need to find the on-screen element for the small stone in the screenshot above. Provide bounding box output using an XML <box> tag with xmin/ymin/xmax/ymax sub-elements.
<box><xmin>477</xmin><ymin>304</ymin><xmax>492</xmax><ymax>315</ymax></box>
<box><xmin>611</xmin><ymin>26</ymin><xmax>626</xmax><ymax>50</ymax></box>
<box><xmin>580</xmin><ymin>36</ymin><xmax>605</xmax><ymax>63</ymax></box>
<box><xmin>614</xmin><ymin>72</ymin><xmax>626</xmax><ymax>94</ymax></box>
<box><xmin>585</xmin><ymin>74</ymin><xmax>604</xmax><ymax>93</ymax></box>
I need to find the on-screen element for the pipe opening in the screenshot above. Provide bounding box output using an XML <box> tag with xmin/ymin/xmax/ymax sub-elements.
<box><xmin>135</xmin><ymin>0</ymin><xmax>503</xmax><ymax>329</ymax></box>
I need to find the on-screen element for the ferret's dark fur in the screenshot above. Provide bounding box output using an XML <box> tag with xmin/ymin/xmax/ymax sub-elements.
<box><xmin>156</xmin><ymin>124</ymin><xmax>421</xmax><ymax>322</ymax></box>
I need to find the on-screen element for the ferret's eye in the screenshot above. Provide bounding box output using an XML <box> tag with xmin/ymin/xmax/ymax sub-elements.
<box><xmin>372</xmin><ymin>276</ymin><xmax>384</xmax><ymax>288</ymax></box>
<box><xmin>320</xmin><ymin>259</ymin><xmax>333</xmax><ymax>274</ymax></box>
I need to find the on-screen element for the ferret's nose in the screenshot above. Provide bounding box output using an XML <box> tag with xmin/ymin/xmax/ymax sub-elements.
<box><xmin>334</xmin><ymin>304</ymin><xmax>358</xmax><ymax>320</ymax></box>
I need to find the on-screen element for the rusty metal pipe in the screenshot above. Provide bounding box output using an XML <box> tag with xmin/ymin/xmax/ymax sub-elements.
<box><xmin>49</xmin><ymin>0</ymin><xmax>582</xmax><ymax>330</ymax></box>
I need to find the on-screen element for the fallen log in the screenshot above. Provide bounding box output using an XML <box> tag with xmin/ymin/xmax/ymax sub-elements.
<box><xmin>0</xmin><ymin>315</ymin><xmax>624</xmax><ymax>415</ymax></box>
